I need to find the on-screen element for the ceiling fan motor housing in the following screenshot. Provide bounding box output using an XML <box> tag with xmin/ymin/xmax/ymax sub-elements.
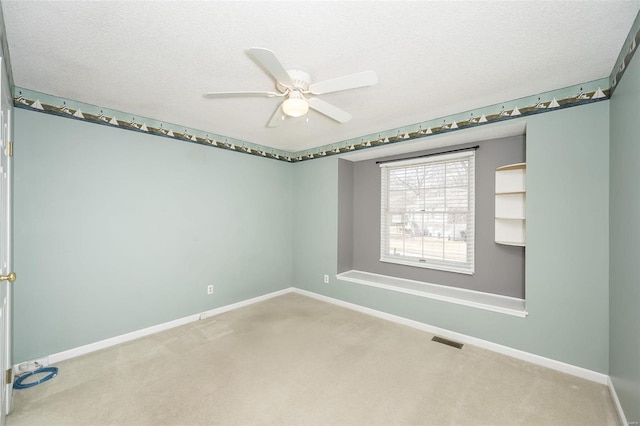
<box><xmin>278</xmin><ymin>70</ymin><xmax>311</xmax><ymax>93</ymax></box>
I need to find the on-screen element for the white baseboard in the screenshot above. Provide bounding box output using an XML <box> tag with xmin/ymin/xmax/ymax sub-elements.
<box><xmin>292</xmin><ymin>288</ymin><xmax>609</xmax><ymax>385</ymax></box>
<box><xmin>40</xmin><ymin>288</ymin><xmax>293</xmax><ymax>366</ymax></box>
<box><xmin>20</xmin><ymin>286</ymin><xmax>610</xmax><ymax>390</ymax></box>
<box><xmin>48</xmin><ymin>314</ymin><xmax>201</xmax><ymax>365</ymax></box>
<box><xmin>197</xmin><ymin>287</ymin><xmax>293</xmax><ymax>320</ymax></box>
<box><xmin>608</xmin><ymin>376</ymin><xmax>630</xmax><ymax>426</ymax></box>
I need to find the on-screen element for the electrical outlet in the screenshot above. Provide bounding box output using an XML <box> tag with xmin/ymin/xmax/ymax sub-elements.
<box><xmin>323</xmin><ymin>274</ymin><xmax>329</xmax><ymax>284</ymax></box>
<box><xmin>207</xmin><ymin>285</ymin><xmax>214</xmax><ymax>295</ymax></box>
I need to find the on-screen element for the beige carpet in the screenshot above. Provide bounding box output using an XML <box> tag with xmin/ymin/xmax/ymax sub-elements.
<box><xmin>7</xmin><ymin>293</ymin><xmax>618</xmax><ymax>426</ymax></box>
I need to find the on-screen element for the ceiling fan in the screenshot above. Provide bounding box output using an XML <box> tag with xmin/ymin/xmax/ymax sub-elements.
<box><xmin>203</xmin><ymin>48</ymin><xmax>378</xmax><ymax>127</ymax></box>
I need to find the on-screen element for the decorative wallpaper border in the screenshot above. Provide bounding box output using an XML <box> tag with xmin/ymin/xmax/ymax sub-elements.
<box><xmin>14</xmin><ymin>80</ymin><xmax>610</xmax><ymax>164</ymax></box>
<box><xmin>291</xmin><ymin>79</ymin><xmax>610</xmax><ymax>160</ymax></box>
<box><xmin>13</xmin><ymin>88</ymin><xmax>294</xmax><ymax>162</ymax></box>
<box><xmin>610</xmin><ymin>10</ymin><xmax>640</xmax><ymax>94</ymax></box>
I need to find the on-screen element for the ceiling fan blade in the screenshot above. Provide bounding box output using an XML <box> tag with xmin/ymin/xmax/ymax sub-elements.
<box><xmin>307</xmin><ymin>98</ymin><xmax>352</xmax><ymax>123</ymax></box>
<box><xmin>246</xmin><ymin>48</ymin><xmax>293</xmax><ymax>86</ymax></box>
<box><xmin>267</xmin><ymin>103</ymin><xmax>285</xmax><ymax>127</ymax></box>
<box><xmin>308</xmin><ymin>70</ymin><xmax>378</xmax><ymax>95</ymax></box>
<box><xmin>203</xmin><ymin>91</ymin><xmax>282</xmax><ymax>98</ymax></box>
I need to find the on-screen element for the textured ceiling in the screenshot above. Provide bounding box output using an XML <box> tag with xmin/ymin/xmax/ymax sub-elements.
<box><xmin>2</xmin><ymin>1</ymin><xmax>639</xmax><ymax>153</ymax></box>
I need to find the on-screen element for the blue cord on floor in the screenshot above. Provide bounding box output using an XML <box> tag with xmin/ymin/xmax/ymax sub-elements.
<box><xmin>13</xmin><ymin>367</ymin><xmax>58</xmax><ymax>389</ymax></box>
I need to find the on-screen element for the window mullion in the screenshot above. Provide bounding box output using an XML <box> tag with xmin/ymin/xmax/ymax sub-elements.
<box><xmin>421</xmin><ymin>170</ymin><xmax>425</xmax><ymax>261</ymax></box>
<box><xmin>442</xmin><ymin>166</ymin><xmax>447</xmax><ymax>261</ymax></box>
<box><xmin>403</xmin><ymin>167</ymin><xmax>408</xmax><ymax>258</ymax></box>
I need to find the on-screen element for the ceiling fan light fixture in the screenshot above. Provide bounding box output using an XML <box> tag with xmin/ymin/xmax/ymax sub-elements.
<box><xmin>282</xmin><ymin>92</ymin><xmax>309</xmax><ymax>117</ymax></box>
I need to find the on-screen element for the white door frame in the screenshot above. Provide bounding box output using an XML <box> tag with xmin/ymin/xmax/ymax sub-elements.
<box><xmin>0</xmin><ymin>55</ymin><xmax>13</xmax><ymax>425</ymax></box>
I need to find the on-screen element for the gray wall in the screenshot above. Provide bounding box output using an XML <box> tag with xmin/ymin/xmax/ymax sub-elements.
<box><xmin>293</xmin><ymin>101</ymin><xmax>610</xmax><ymax>373</ymax></box>
<box><xmin>343</xmin><ymin>136</ymin><xmax>525</xmax><ymax>298</ymax></box>
<box><xmin>609</xmin><ymin>40</ymin><xmax>640</xmax><ymax>423</ymax></box>
<box><xmin>337</xmin><ymin>160</ymin><xmax>354</xmax><ymax>275</ymax></box>
<box><xmin>13</xmin><ymin>109</ymin><xmax>293</xmax><ymax>362</ymax></box>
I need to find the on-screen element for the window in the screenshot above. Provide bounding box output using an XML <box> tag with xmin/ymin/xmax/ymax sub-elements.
<box><xmin>380</xmin><ymin>150</ymin><xmax>475</xmax><ymax>274</ymax></box>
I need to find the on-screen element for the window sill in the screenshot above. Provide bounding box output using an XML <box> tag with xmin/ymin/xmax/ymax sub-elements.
<box><xmin>335</xmin><ymin>270</ymin><xmax>527</xmax><ymax>318</ymax></box>
<box><xmin>380</xmin><ymin>256</ymin><xmax>473</xmax><ymax>275</ymax></box>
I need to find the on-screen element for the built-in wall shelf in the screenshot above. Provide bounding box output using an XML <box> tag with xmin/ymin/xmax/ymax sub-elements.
<box><xmin>495</xmin><ymin>163</ymin><xmax>526</xmax><ymax>246</ymax></box>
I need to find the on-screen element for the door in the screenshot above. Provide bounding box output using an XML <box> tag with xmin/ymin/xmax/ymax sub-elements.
<box><xmin>0</xmin><ymin>55</ymin><xmax>14</xmax><ymax>425</ymax></box>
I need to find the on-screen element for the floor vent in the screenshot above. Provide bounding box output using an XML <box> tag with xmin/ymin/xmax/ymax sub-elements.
<box><xmin>431</xmin><ymin>336</ymin><xmax>464</xmax><ymax>349</ymax></box>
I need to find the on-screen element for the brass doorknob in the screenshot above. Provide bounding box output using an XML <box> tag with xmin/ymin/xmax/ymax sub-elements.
<box><xmin>0</xmin><ymin>272</ymin><xmax>16</xmax><ymax>283</ymax></box>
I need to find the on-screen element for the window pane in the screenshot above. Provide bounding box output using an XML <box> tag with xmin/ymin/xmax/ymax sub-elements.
<box><xmin>404</xmin><ymin>235</ymin><xmax>423</xmax><ymax>258</ymax></box>
<box><xmin>403</xmin><ymin>166</ymin><xmax>421</xmax><ymax>190</ymax></box>
<box><xmin>388</xmin><ymin>215</ymin><xmax>405</xmax><ymax>257</ymax></box>
<box><xmin>424</xmin><ymin>163</ymin><xmax>445</xmax><ymax>188</ymax></box>
<box><xmin>446</xmin><ymin>160</ymin><xmax>469</xmax><ymax>185</ymax></box>
<box><xmin>388</xmin><ymin>190</ymin><xmax>406</xmax><ymax>211</ymax></box>
<box><xmin>389</xmin><ymin>169</ymin><xmax>406</xmax><ymax>190</ymax></box>
<box><xmin>445</xmin><ymin>213</ymin><xmax>467</xmax><ymax>240</ymax></box>
<box><xmin>444</xmin><ymin>239</ymin><xmax>467</xmax><ymax>262</ymax></box>
<box><xmin>422</xmin><ymin>234</ymin><xmax>444</xmax><ymax>260</ymax></box>
<box><xmin>424</xmin><ymin>213</ymin><xmax>444</xmax><ymax>236</ymax></box>
<box><xmin>412</xmin><ymin>189</ymin><xmax>426</xmax><ymax>212</ymax></box>
<box><xmin>423</xmin><ymin>210</ymin><xmax>444</xmax><ymax>260</ymax></box>
<box><xmin>444</xmin><ymin>213</ymin><xmax>468</xmax><ymax>262</ymax></box>
<box><xmin>445</xmin><ymin>186</ymin><xmax>468</xmax><ymax>212</ymax></box>
<box><xmin>388</xmin><ymin>238</ymin><xmax>405</xmax><ymax>257</ymax></box>
<box><xmin>404</xmin><ymin>212</ymin><xmax>419</xmax><ymax>236</ymax></box>
<box><xmin>424</xmin><ymin>187</ymin><xmax>445</xmax><ymax>211</ymax></box>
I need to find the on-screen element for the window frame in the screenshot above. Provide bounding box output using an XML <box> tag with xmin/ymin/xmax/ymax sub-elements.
<box><xmin>379</xmin><ymin>150</ymin><xmax>475</xmax><ymax>275</ymax></box>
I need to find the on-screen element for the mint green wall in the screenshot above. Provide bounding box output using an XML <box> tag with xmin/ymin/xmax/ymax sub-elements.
<box><xmin>13</xmin><ymin>86</ymin><xmax>612</xmax><ymax>375</ymax></box>
<box><xmin>292</xmin><ymin>158</ymin><xmax>339</xmax><ymax>295</ymax></box>
<box><xmin>525</xmin><ymin>102</ymin><xmax>610</xmax><ymax>372</ymax></box>
<box><xmin>293</xmin><ymin>101</ymin><xmax>610</xmax><ymax>373</ymax></box>
<box><xmin>610</xmin><ymin>46</ymin><xmax>640</xmax><ymax>422</ymax></box>
<box><xmin>13</xmin><ymin>109</ymin><xmax>293</xmax><ymax>362</ymax></box>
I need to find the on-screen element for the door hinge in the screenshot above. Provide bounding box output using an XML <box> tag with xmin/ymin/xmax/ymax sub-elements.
<box><xmin>5</xmin><ymin>368</ymin><xmax>12</xmax><ymax>384</ymax></box>
<box><xmin>6</xmin><ymin>141</ymin><xmax>13</xmax><ymax>157</ymax></box>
